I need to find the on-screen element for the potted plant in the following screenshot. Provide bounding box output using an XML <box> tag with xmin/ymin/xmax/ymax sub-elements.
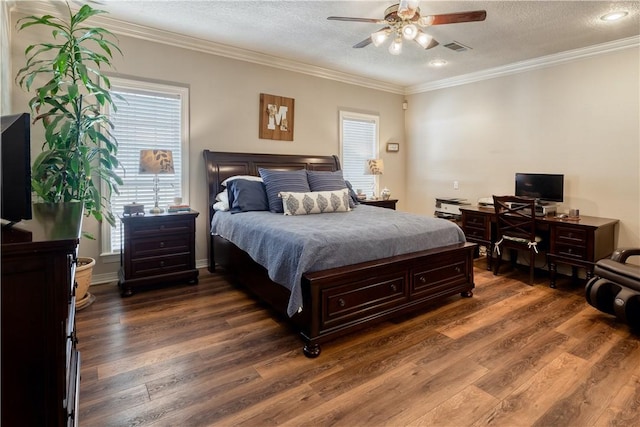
<box><xmin>16</xmin><ymin>2</ymin><xmax>123</xmax><ymax>308</ymax></box>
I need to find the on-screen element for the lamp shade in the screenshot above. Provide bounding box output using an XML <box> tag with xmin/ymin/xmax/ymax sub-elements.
<box><xmin>139</xmin><ymin>149</ymin><xmax>174</xmax><ymax>174</ymax></box>
<box><xmin>365</xmin><ymin>158</ymin><xmax>384</xmax><ymax>175</ymax></box>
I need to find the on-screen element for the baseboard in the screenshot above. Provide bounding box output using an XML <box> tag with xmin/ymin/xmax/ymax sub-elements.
<box><xmin>90</xmin><ymin>259</ymin><xmax>210</xmax><ymax>285</ymax></box>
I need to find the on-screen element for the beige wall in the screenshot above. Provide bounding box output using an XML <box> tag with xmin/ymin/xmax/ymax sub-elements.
<box><xmin>405</xmin><ymin>47</ymin><xmax>640</xmax><ymax>249</ymax></box>
<box><xmin>9</xmin><ymin>19</ymin><xmax>406</xmax><ymax>278</ymax></box>
<box><xmin>9</xmin><ymin>9</ymin><xmax>639</xmax><ymax>281</ymax></box>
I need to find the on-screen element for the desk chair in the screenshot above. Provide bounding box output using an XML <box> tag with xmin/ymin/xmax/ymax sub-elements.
<box><xmin>493</xmin><ymin>195</ymin><xmax>543</xmax><ymax>285</ymax></box>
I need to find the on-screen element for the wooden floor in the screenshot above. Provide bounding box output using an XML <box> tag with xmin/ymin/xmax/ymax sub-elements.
<box><xmin>76</xmin><ymin>261</ymin><xmax>640</xmax><ymax>426</ymax></box>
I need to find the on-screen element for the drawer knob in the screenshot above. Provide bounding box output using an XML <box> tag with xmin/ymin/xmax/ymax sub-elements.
<box><xmin>455</xmin><ymin>266</ymin><xmax>461</xmax><ymax>273</ymax></box>
<box><xmin>159</xmin><ymin>242</ymin><xmax>165</xmax><ymax>248</ymax></box>
<box><xmin>338</xmin><ymin>298</ymin><xmax>346</xmax><ymax>307</ymax></box>
<box><xmin>419</xmin><ymin>276</ymin><xmax>427</xmax><ymax>284</ymax></box>
<box><xmin>160</xmin><ymin>261</ymin><xmax>165</xmax><ymax>267</ymax></box>
<box><xmin>160</xmin><ymin>225</ymin><xmax>165</xmax><ymax>230</ymax></box>
<box><xmin>390</xmin><ymin>284</ymin><xmax>398</xmax><ymax>292</ymax></box>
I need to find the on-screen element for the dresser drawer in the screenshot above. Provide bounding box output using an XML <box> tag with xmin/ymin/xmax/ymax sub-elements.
<box><xmin>128</xmin><ymin>217</ymin><xmax>193</xmax><ymax>238</ymax></box>
<box><xmin>554</xmin><ymin>226</ymin><xmax>587</xmax><ymax>247</ymax></box>
<box><xmin>321</xmin><ymin>272</ymin><xmax>409</xmax><ymax>329</ymax></box>
<box><xmin>554</xmin><ymin>243</ymin><xmax>587</xmax><ymax>260</ymax></box>
<box><xmin>129</xmin><ymin>253</ymin><xmax>192</xmax><ymax>278</ymax></box>
<box><xmin>463</xmin><ymin>213</ymin><xmax>490</xmax><ymax>239</ymax></box>
<box><xmin>129</xmin><ymin>235</ymin><xmax>191</xmax><ymax>259</ymax></box>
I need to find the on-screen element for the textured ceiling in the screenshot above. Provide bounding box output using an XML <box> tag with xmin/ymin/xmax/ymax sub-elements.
<box><xmin>43</xmin><ymin>1</ymin><xmax>640</xmax><ymax>90</ymax></box>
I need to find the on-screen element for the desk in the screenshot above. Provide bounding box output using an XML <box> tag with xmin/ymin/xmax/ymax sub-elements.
<box><xmin>460</xmin><ymin>206</ymin><xmax>619</xmax><ymax>287</ymax></box>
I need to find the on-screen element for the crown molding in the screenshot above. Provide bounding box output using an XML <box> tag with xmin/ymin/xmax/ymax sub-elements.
<box><xmin>405</xmin><ymin>36</ymin><xmax>640</xmax><ymax>95</ymax></box>
<box><xmin>10</xmin><ymin>2</ymin><xmax>405</xmax><ymax>95</ymax></box>
<box><xmin>12</xmin><ymin>3</ymin><xmax>638</xmax><ymax>97</ymax></box>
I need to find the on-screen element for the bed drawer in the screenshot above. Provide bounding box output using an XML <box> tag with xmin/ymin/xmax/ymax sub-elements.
<box><xmin>321</xmin><ymin>272</ymin><xmax>409</xmax><ymax>330</ymax></box>
<box><xmin>411</xmin><ymin>252</ymin><xmax>469</xmax><ymax>299</ymax></box>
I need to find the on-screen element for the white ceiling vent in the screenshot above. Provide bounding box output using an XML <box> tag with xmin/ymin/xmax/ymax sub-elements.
<box><xmin>444</xmin><ymin>41</ymin><xmax>472</xmax><ymax>52</ymax></box>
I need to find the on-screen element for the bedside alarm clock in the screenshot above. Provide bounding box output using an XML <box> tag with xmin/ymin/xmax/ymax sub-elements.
<box><xmin>123</xmin><ymin>203</ymin><xmax>145</xmax><ymax>216</ymax></box>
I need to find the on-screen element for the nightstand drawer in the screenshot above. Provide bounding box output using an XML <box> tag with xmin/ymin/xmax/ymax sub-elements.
<box><xmin>129</xmin><ymin>253</ymin><xmax>192</xmax><ymax>277</ymax></box>
<box><xmin>129</xmin><ymin>217</ymin><xmax>193</xmax><ymax>237</ymax></box>
<box><xmin>555</xmin><ymin>226</ymin><xmax>587</xmax><ymax>247</ymax></box>
<box><xmin>130</xmin><ymin>235</ymin><xmax>190</xmax><ymax>258</ymax></box>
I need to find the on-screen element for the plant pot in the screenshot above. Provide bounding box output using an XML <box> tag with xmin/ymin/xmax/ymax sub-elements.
<box><xmin>75</xmin><ymin>257</ymin><xmax>96</xmax><ymax>310</ymax></box>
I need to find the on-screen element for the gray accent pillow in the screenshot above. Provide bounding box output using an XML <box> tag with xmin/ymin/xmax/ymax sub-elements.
<box><xmin>259</xmin><ymin>168</ymin><xmax>311</xmax><ymax>213</ymax></box>
<box><xmin>306</xmin><ymin>169</ymin><xmax>356</xmax><ymax>208</ymax></box>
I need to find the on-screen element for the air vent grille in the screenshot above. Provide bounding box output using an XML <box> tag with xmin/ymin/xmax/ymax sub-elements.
<box><xmin>444</xmin><ymin>41</ymin><xmax>471</xmax><ymax>52</ymax></box>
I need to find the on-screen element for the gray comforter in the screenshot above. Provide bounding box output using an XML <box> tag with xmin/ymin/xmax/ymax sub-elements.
<box><xmin>211</xmin><ymin>205</ymin><xmax>466</xmax><ymax>316</ymax></box>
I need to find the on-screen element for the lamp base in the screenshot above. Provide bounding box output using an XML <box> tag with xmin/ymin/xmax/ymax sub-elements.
<box><xmin>149</xmin><ymin>206</ymin><xmax>164</xmax><ymax>214</ymax></box>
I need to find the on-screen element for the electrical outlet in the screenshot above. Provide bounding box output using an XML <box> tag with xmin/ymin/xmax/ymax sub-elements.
<box><xmin>453</xmin><ymin>180</ymin><xmax>459</xmax><ymax>190</ymax></box>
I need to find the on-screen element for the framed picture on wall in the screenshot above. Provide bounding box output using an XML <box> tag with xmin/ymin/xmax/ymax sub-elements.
<box><xmin>386</xmin><ymin>142</ymin><xmax>400</xmax><ymax>152</ymax></box>
<box><xmin>259</xmin><ymin>93</ymin><xmax>295</xmax><ymax>141</ymax></box>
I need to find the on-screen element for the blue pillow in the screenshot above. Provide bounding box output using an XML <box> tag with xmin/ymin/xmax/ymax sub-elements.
<box><xmin>307</xmin><ymin>170</ymin><xmax>356</xmax><ymax>208</ymax></box>
<box><xmin>258</xmin><ymin>168</ymin><xmax>311</xmax><ymax>213</ymax></box>
<box><xmin>227</xmin><ymin>179</ymin><xmax>269</xmax><ymax>213</ymax></box>
<box><xmin>344</xmin><ymin>180</ymin><xmax>360</xmax><ymax>206</ymax></box>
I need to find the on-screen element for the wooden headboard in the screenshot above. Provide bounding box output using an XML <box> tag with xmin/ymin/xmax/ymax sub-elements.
<box><xmin>203</xmin><ymin>150</ymin><xmax>341</xmax><ymax>223</ymax></box>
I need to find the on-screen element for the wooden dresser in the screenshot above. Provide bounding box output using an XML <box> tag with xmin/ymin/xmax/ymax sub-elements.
<box><xmin>118</xmin><ymin>210</ymin><xmax>199</xmax><ymax>296</ymax></box>
<box><xmin>1</xmin><ymin>202</ymin><xmax>83</xmax><ymax>426</ymax></box>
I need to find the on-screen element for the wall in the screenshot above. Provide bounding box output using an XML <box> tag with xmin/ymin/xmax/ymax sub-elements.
<box><xmin>405</xmin><ymin>47</ymin><xmax>640</xmax><ymax>249</ymax></box>
<box><xmin>9</xmin><ymin>14</ymin><xmax>406</xmax><ymax>278</ymax></box>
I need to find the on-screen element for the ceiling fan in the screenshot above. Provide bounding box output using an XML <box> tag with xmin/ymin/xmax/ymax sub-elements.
<box><xmin>327</xmin><ymin>0</ymin><xmax>486</xmax><ymax>55</ymax></box>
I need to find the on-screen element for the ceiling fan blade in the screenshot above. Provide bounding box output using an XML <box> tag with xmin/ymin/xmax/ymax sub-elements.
<box><xmin>422</xmin><ymin>10</ymin><xmax>487</xmax><ymax>26</ymax></box>
<box><xmin>327</xmin><ymin>16</ymin><xmax>383</xmax><ymax>23</ymax></box>
<box><xmin>353</xmin><ymin>37</ymin><xmax>373</xmax><ymax>49</ymax></box>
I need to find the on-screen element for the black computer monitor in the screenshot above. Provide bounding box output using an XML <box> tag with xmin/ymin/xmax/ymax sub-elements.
<box><xmin>515</xmin><ymin>173</ymin><xmax>564</xmax><ymax>203</ymax></box>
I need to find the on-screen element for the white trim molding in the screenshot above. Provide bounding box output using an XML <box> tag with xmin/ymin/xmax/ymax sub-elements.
<box><xmin>12</xmin><ymin>3</ymin><xmax>639</xmax><ymax>103</ymax></box>
<box><xmin>405</xmin><ymin>36</ymin><xmax>640</xmax><ymax>94</ymax></box>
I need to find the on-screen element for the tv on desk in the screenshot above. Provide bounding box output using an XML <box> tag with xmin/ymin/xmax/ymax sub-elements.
<box><xmin>1</xmin><ymin>113</ymin><xmax>32</xmax><ymax>225</ymax></box>
<box><xmin>515</xmin><ymin>173</ymin><xmax>564</xmax><ymax>203</ymax></box>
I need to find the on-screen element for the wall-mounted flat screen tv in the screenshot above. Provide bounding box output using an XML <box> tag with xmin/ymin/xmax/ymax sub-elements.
<box><xmin>515</xmin><ymin>173</ymin><xmax>564</xmax><ymax>203</ymax></box>
<box><xmin>1</xmin><ymin>113</ymin><xmax>32</xmax><ymax>225</ymax></box>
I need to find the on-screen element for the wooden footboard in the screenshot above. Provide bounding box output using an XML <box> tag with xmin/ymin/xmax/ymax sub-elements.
<box><xmin>213</xmin><ymin>235</ymin><xmax>476</xmax><ymax>357</ymax></box>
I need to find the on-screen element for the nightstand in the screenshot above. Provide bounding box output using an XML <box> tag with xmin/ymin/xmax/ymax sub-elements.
<box><xmin>359</xmin><ymin>199</ymin><xmax>398</xmax><ymax>210</ymax></box>
<box><xmin>118</xmin><ymin>210</ymin><xmax>199</xmax><ymax>296</ymax></box>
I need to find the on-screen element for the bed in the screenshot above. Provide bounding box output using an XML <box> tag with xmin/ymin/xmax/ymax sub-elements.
<box><xmin>204</xmin><ymin>150</ymin><xmax>476</xmax><ymax>357</ymax></box>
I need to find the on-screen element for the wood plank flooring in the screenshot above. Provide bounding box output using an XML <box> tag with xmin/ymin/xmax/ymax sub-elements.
<box><xmin>76</xmin><ymin>261</ymin><xmax>640</xmax><ymax>426</ymax></box>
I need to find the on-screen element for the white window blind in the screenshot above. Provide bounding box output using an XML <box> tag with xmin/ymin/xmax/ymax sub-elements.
<box><xmin>102</xmin><ymin>78</ymin><xmax>189</xmax><ymax>255</ymax></box>
<box><xmin>340</xmin><ymin>111</ymin><xmax>379</xmax><ymax>198</ymax></box>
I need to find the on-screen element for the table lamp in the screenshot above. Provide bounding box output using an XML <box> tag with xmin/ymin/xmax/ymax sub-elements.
<box><xmin>365</xmin><ymin>158</ymin><xmax>384</xmax><ymax>199</ymax></box>
<box><xmin>139</xmin><ymin>149</ymin><xmax>174</xmax><ymax>213</ymax></box>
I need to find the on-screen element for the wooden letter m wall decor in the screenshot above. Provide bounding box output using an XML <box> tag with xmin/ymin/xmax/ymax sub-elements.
<box><xmin>259</xmin><ymin>93</ymin><xmax>295</xmax><ymax>141</ymax></box>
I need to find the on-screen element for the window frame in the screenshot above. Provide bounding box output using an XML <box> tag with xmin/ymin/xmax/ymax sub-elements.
<box><xmin>100</xmin><ymin>77</ymin><xmax>190</xmax><ymax>258</ymax></box>
<box><xmin>339</xmin><ymin>110</ymin><xmax>380</xmax><ymax>198</ymax></box>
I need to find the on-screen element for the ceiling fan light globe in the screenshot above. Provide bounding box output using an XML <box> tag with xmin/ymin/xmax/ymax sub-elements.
<box><xmin>371</xmin><ymin>30</ymin><xmax>389</xmax><ymax>47</ymax></box>
<box><xmin>414</xmin><ymin>31</ymin><xmax>433</xmax><ymax>49</ymax></box>
<box><xmin>389</xmin><ymin>38</ymin><xmax>403</xmax><ymax>55</ymax></box>
<box><xmin>418</xmin><ymin>16</ymin><xmax>435</xmax><ymax>27</ymax></box>
<box><xmin>402</xmin><ymin>23</ymin><xmax>418</xmax><ymax>40</ymax></box>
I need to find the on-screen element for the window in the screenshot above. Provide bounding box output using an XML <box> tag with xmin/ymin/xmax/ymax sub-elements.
<box><xmin>101</xmin><ymin>77</ymin><xmax>189</xmax><ymax>255</ymax></box>
<box><xmin>339</xmin><ymin>111</ymin><xmax>379</xmax><ymax>198</ymax></box>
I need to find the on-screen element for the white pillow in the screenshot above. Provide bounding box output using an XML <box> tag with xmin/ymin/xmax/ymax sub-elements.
<box><xmin>279</xmin><ymin>189</ymin><xmax>351</xmax><ymax>216</ymax></box>
<box><xmin>215</xmin><ymin>190</ymin><xmax>228</xmax><ymax>203</ymax></box>
<box><xmin>213</xmin><ymin>201</ymin><xmax>229</xmax><ymax>211</ymax></box>
<box><xmin>221</xmin><ymin>175</ymin><xmax>263</xmax><ymax>187</ymax></box>
<box><xmin>213</xmin><ymin>191</ymin><xmax>230</xmax><ymax>211</ymax></box>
